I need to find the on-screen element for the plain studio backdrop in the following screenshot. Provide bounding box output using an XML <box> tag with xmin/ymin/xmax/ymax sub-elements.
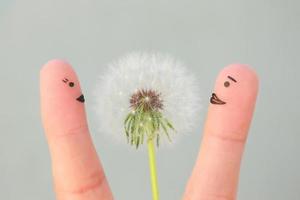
<box><xmin>0</xmin><ymin>0</ymin><xmax>299</xmax><ymax>199</ymax></box>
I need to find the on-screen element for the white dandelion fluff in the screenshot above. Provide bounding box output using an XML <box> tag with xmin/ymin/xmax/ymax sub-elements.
<box><xmin>94</xmin><ymin>52</ymin><xmax>201</xmax><ymax>147</ymax></box>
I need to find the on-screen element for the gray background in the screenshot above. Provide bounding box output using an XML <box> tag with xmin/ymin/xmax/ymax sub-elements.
<box><xmin>0</xmin><ymin>0</ymin><xmax>299</xmax><ymax>199</ymax></box>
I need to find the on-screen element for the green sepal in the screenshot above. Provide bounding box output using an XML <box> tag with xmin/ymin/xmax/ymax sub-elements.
<box><xmin>123</xmin><ymin>106</ymin><xmax>175</xmax><ymax>148</ymax></box>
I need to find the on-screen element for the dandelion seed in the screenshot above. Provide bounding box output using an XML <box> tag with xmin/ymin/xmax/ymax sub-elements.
<box><xmin>94</xmin><ymin>52</ymin><xmax>201</xmax><ymax>146</ymax></box>
<box><xmin>94</xmin><ymin>52</ymin><xmax>201</xmax><ymax>200</ymax></box>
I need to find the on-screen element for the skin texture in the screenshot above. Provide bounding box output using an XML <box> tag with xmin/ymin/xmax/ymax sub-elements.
<box><xmin>40</xmin><ymin>61</ymin><xmax>258</xmax><ymax>200</ymax></box>
<box><xmin>183</xmin><ymin>64</ymin><xmax>259</xmax><ymax>200</ymax></box>
<box><xmin>40</xmin><ymin>60</ymin><xmax>113</xmax><ymax>200</ymax></box>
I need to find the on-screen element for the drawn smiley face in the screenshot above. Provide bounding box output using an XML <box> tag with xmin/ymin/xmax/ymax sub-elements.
<box><xmin>62</xmin><ymin>78</ymin><xmax>85</xmax><ymax>103</ymax></box>
<box><xmin>205</xmin><ymin>64</ymin><xmax>258</xmax><ymax>141</ymax></box>
<box><xmin>210</xmin><ymin>75</ymin><xmax>237</xmax><ymax>105</ymax></box>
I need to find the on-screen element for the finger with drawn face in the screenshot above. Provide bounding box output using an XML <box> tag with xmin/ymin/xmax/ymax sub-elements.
<box><xmin>62</xmin><ymin>77</ymin><xmax>85</xmax><ymax>103</ymax></box>
<box><xmin>40</xmin><ymin>60</ymin><xmax>113</xmax><ymax>200</ymax></box>
<box><xmin>183</xmin><ymin>64</ymin><xmax>259</xmax><ymax>200</ymax></box>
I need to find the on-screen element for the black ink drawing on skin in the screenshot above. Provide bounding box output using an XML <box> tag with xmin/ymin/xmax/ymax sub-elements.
<box><xmin>224</xmin><ymin>81</ymin><xmax>230</xmax><ymax>87</ymax></box>
<box><xmin>210</xmin><ymin>93</ymin><xmax>226</xmax><ymax>105</ymax></box>
<box><xmin>69</xmin><ymin>82</ymin><xmax>75</xmax><ymax>87</ymax></box>
<box><xmin>227</xmin><ymin>75</ymin><xmax>237</xmax><ymax>82</ymax></box>
<box><xmin>62</xmin><ymin>78</ymin><xmax>75</xmax><ymax>87</ymax></box>
<box><xmin>210</xmin><ymin>75</ymin><xmax>238</xmax><ymax>105</ymax></box>
<box><xmin>62</xmin><ymin>78</ymin><xmax>85</xmax><ymax>103</ymax></box>
<box><xmin>76</xmin><ymin>94</ymin><xmax>85</xmax><ymax>103</ymax></box>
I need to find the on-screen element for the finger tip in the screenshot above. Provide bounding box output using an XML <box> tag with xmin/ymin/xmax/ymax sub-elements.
<box><xmin>223</xmin><ymin>63</ymin><xmax>259</xmax><ymax>84</ymax></box>
<box><xmin>40</xmin><ymin>59</ymin><xmax>74</xmax><ymax>79</ymax></box>
<box><xmin>217</xmin><ymin>63</ymin><xmax>259</xmax><ymax>95</ymax></box>
<box><xmin>40</xmin><ymin>59</ymin><xmax>80</xmax><ymax>90</ymax></box>
<box><xmin>43</xmin><ymin>59</ymin><xmax>71</xmax><ymax>68</ymax></box>
<box><xmin>40</xmin><ymin>59</ymin><xmax>82</xmax><ymax>98</ymax></box>
<box><xmin>208</xmin><ymin>63</ymin><xmax>259</xmax><ymax>138</ymax></box>
<box><xmin>40</xmin><ymin>59</ymin><xmax>86</xmax><ymax>134</ymax></box>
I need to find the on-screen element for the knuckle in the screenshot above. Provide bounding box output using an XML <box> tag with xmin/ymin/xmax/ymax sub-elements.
<box><xmin>71</xmin><ymin>172</ymin><xmax>106</xmax><ymax>195</ymax></box>
<box><xmin>200</xmin><ymin>193</ymin><xmax>235</xmax><ymax>200</ymax></box>
<box><xmin>211</xmin><ymin>133</ymin><xmax>246</xmax><ymax>144</ymax></box>
<box><xmin>208</xmin><ymin>129</ymin><xmax>247</xmax><ymax>144</ymax></box>
<box><xmin>53</xmin><ymin>124</ymin><xmax>89</xmax><ymax>139</ymax></box>
<box><xmin>57</xmin><ymin>170</ymin><xmax>106</xmax><ymax>196</ymax></box>
<box><xmin>185</xmin><ymin>193</ymin><xmax>235</xmax><ymax>200</ymax></box>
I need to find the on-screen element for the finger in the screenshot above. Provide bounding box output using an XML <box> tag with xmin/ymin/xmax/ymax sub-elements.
<box><xmin>183</xmin><ymin>64</ymin><xmax>259</xmax><ymax>200</ymax></box>
<box><xmin>40</xmin><ymin>60</ymin><xmax>113</xmax><ymax>200</ymax></box>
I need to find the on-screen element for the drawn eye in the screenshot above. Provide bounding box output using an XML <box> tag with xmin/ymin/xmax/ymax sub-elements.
<box><xmin>69</xmin><ymin>82</ymin><xmax>75</xmax><ymax>87</ymax></box>
<box><xmin>224</xmin><ymin>81</ymin><xmax>230</xmax><ymax>87</ymax></box>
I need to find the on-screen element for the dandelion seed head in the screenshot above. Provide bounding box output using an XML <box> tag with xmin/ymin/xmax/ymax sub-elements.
<box><xmin>94</xmin><ymin>52</ymin><xmax>202</xmax><ymax>146</ymax></box>
<box><xmin>130</xmin><ymin>89</ymin><xmax>163</xmax><ymax>112</ymax></box>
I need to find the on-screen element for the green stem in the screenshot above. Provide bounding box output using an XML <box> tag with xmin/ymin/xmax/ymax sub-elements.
<box><xmin>147</xmin><ymin>139</ymin><xmax>159</xmax><ymax>200</ymax></box>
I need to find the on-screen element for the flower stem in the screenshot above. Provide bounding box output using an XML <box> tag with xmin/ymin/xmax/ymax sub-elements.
<box><xmin>147</xmin><ymin>139</ymin><xmax>159</xmax><ymax>200</ymax></box>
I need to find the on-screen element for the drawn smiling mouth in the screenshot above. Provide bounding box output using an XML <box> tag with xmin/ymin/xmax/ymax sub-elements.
<box><xmin>210</xmin><ymin>93</ymin><xmax>226</xmax><ymax>105</ymax></box>
<box><xmin>76</xmin><ymin>94</ymin><xmax>85</xmax><ymax>103</ymax></box>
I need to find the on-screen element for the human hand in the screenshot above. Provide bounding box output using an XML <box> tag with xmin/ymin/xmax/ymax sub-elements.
<box><xmin>40</xmin><ymin>60</ymin><xmax>258</xmax><ymax>200</ymax></box>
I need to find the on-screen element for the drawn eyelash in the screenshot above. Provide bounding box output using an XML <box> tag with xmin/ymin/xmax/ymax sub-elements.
<box><xmin>62</xmin><ymin>78</ymin><xmax>69</xmax><ymax>83</ymax></box>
